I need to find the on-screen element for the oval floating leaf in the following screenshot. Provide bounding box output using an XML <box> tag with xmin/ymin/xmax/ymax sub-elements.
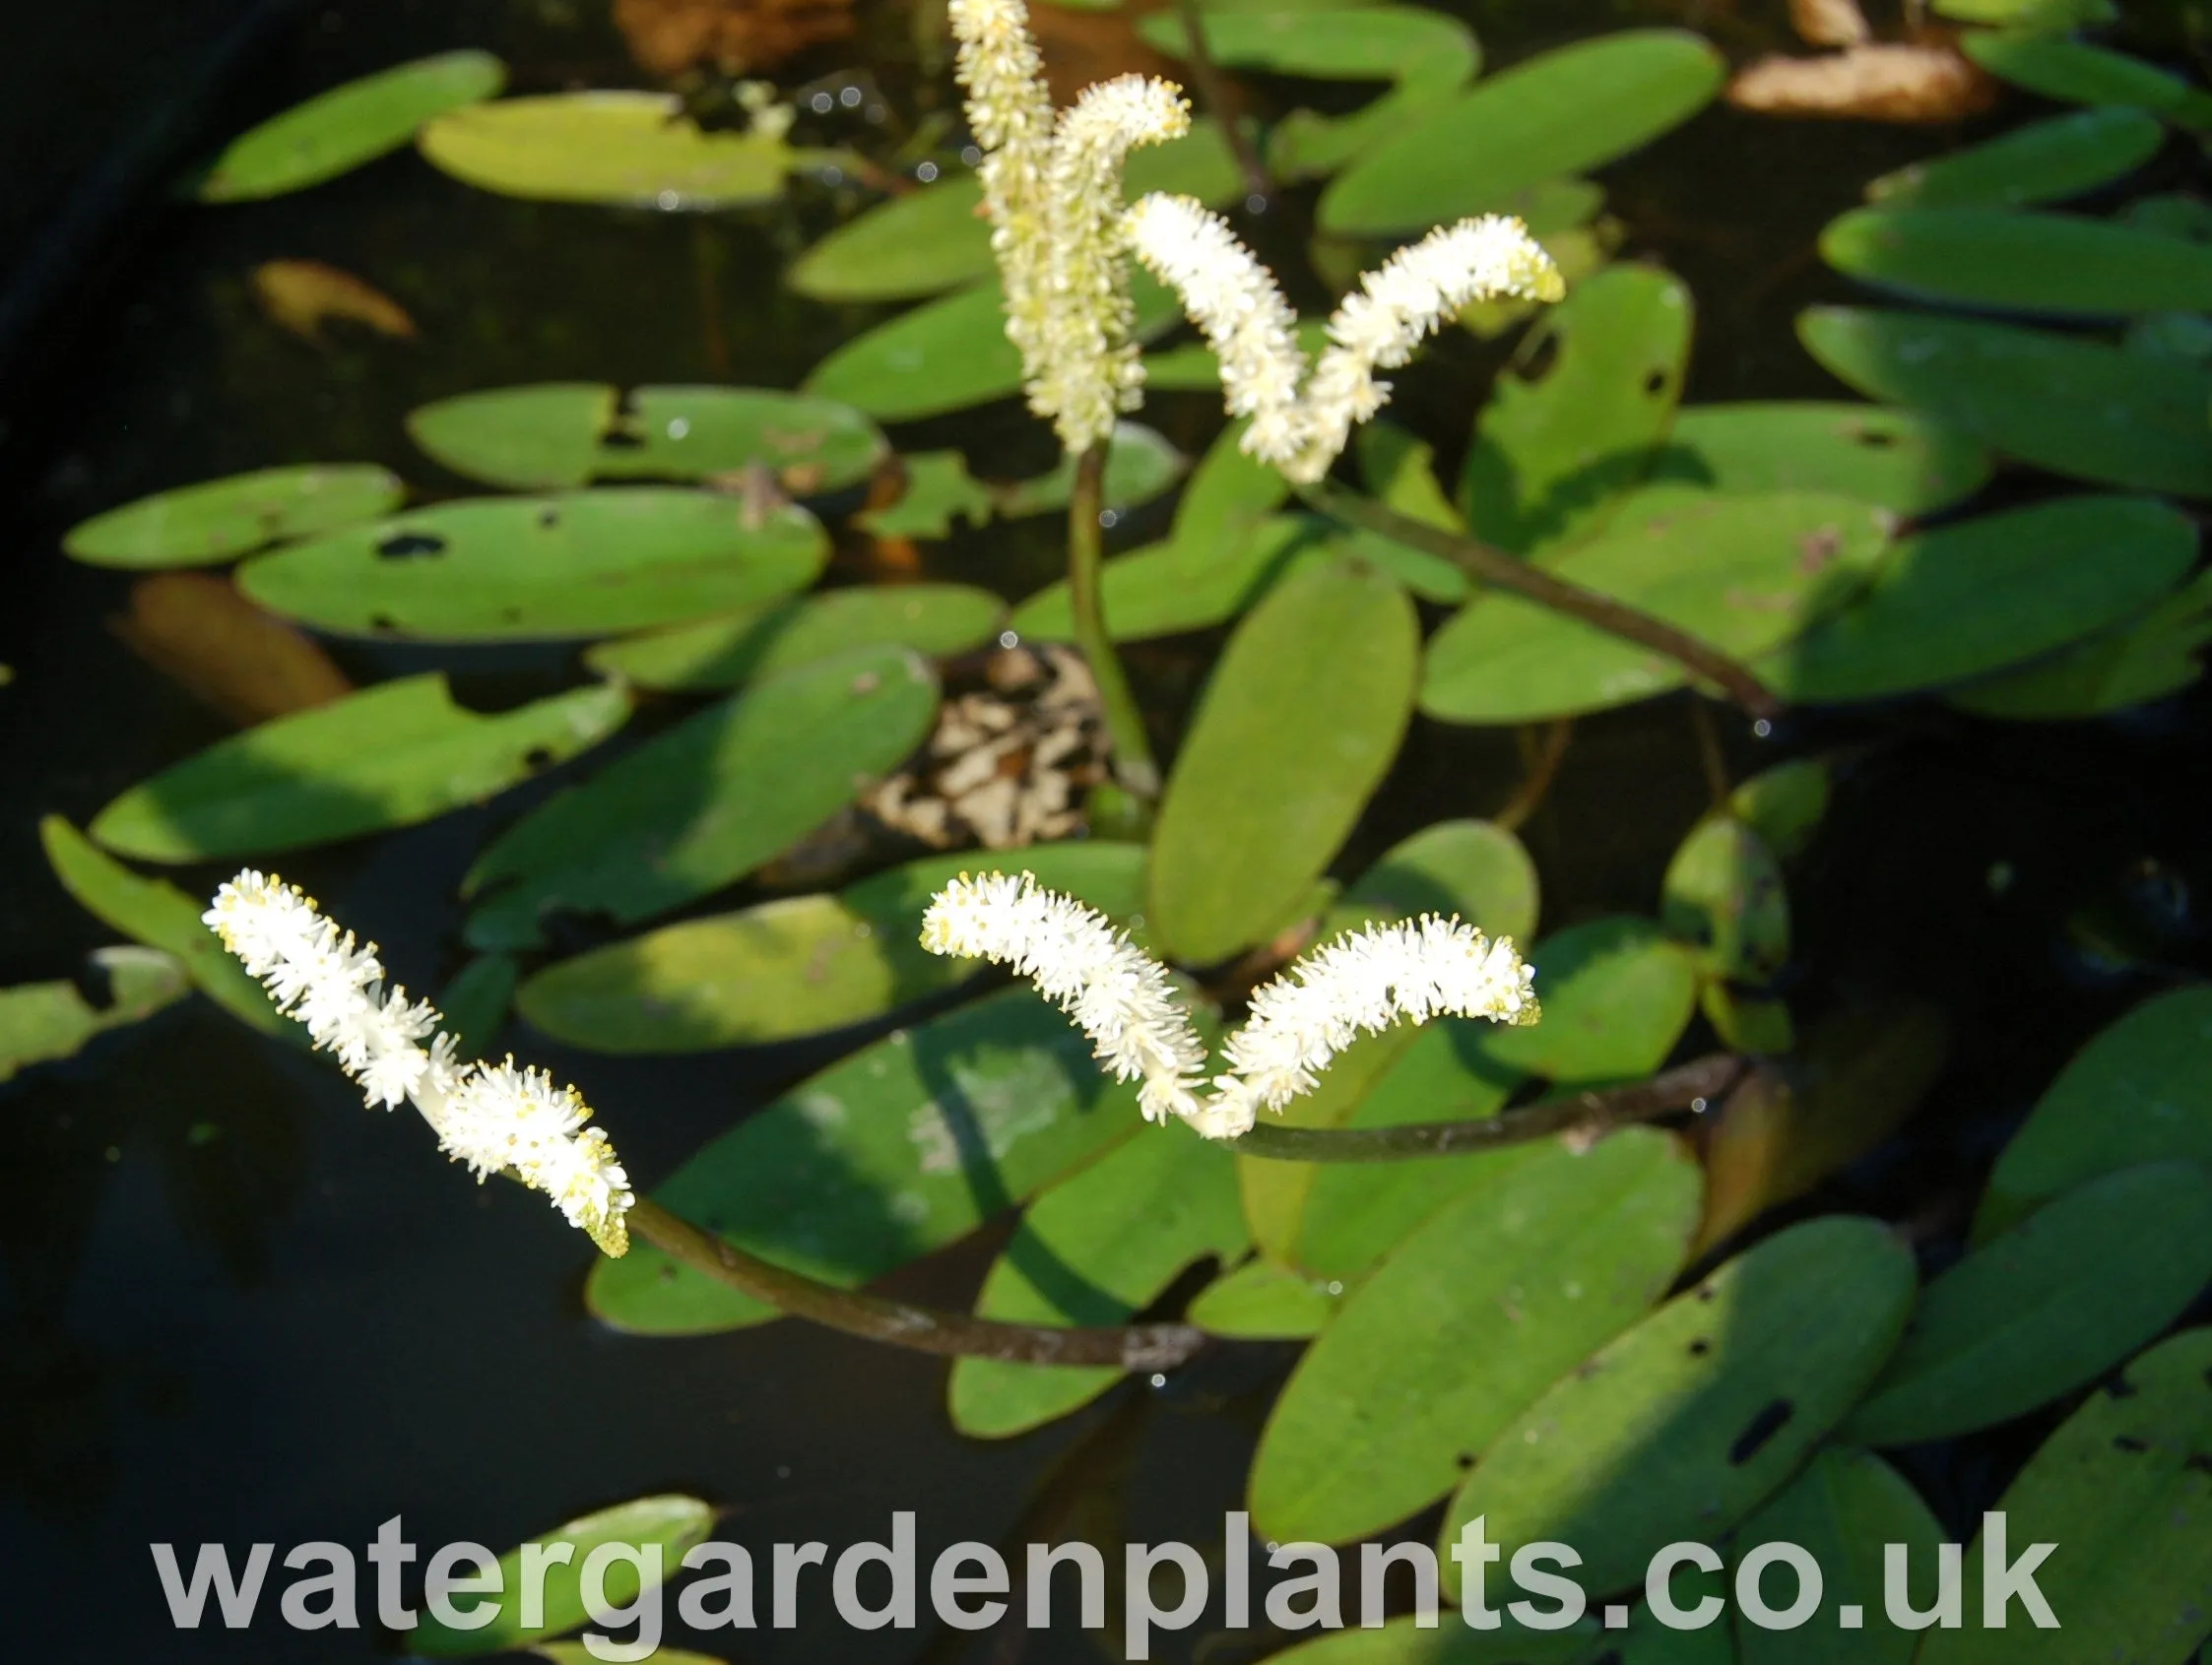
<box><xmin>1421</xmin><ymin>490</ymin><xmax>1890</xmax><ymax>725</ymax></box>
<box><xmin>1798</xmin><ymin>306</ymin><xmax>2212</xmax><ymax>495</ymax></box>
<box><xmin>1961</xmin><ymin>31</ymin><xmax>2212</xmax><ymax>127</ymax></box>
<box><xmin>1439</xmin><ymin>1215</ymin><xmax>1917</xmax><ymax>1598</ymax></box>
<box><xmin>515</xmin><ymin>842</ymin><xmax>1144</xmax><ymax>1053</ymax></box>
<box><xmin>1865</xmin><ymin>106</ymin><xmax>2164</xmax><ymax>209</ymax></box>
<box><xmin>1650</xmin><ymin>403</ymin><xmax>1989</xmax><ymax>516</ymax></box>
<box><xmin>1</xmin><ymin>949</ymin><xmax>190</xmax><ymax>1084</ymax></box>
<box><xmin>1346</xmin><ymin>819</ymin><xmax>1539</xmax><ymax>941</ymax></box>
<box><xmin>1252</xmin><ymin>1128</ymin><xmax>1700</xmax><ymax>1545</ymax></box>
<box><xmin>1008</xmin><ymin>517</ymin><xmax>1322</xmax><ymax>644</ymax></box>
<box><xmin>419</xmin><ymin>92</ymin><xmax>794</xmax><ymax>208</ymax></box>
<box><xmin>1149</xmin><ymin>556</ymin><xmax>1418</xmax><ymax>964</ymax></box>
<box><xmin>1660</xmin><ymin>815</ymin><xmax>1789</xmax><ymax>985</ymax></box>
<box><xmin>409</xmin><ymin>1495</ymin><xmax>714</xmax><ymax>1656</ymax></box>
<box><xmin>200</xmin><ymin>50</ymin><xmax>505</xmax><ymax>202</ymax></box>
<box><xmin>993</xmin><ymin>422</ymin><xmax>1187</xmax><ymax>520</ymax></box>
<box><xmin>950</xmin><ymin>1131</ymin><xmax>1247</xmax><ymax>1438</ymax></box>
<box><xmin>1757</xmin><ymin>495</ymin><xmax>2197</xmax><ymax>702</ymax></box>
<box><xmin>585</xmin><ymin>988</ymin><xmax>1147</xmax><ymax>1334</ymax></box>
<box><xmin>789</xmin><ymin>175</ymin><xmax>995</xmax><ymax>302</ymax></box>
<box><xmin>1189</xmin><ymin>1258</ymin><xmax>1338</xmax><ymax>1339</ymax></box>
<box><xmin>1976</xmin><ymin>986</ymin><xmax>2212</xmax><ymax>1240</ymax></box>
<box><xmin>238</xmin><ymin>488</ymin><xmax>827</xmax><ymax>641</ymax></box>
<box><xmin>465</xmin><ymin>647</ymin><xmax>938</xmax><ymax>949</ymax></box>
<box><xmin>585</xmin><ymin>584</ymin><xmax>1004</xmax><ymax>690</ymax></box>
<box><xmin>89</xmin><ymin>675</ymin><xmax>629</xmax><ymax>863</ymax></box>
<box><xmin>407</xmin><ymin>384</ymin><xmax>616</xmax><ymax>489</ymax></box>
<box><xmin>1321</xmin><ymin>31</ymin><xmax>1724</xmax><ymax>235</ymax></box>
<box><xmin>1919</xmin><ymin>1326</ymin><xmax>2212</xmax><ymax>1665</ymax></box>
<box><xmin>37</xmin><ymin>817</ymin><xmax>287</xmax><ymax>1036</ymax></box>
<box><xmin>1842</xmin><ymin>1162</ymin><xmax>2212</xmax><ymax>1447</ymax></box>
<box><xmin>1730</xmin><ymin>1447</ymin><xmax>1943</xmax><ymax>1665</ymax></box>
<box><xmin>1462</xmin><ymin>266</ymin><xmax>1694</xmax><ymax>555</ymax></box>
<box><xmin>64</xmin><ymin>466</ymin><xmax>406</xmax><ymax>569</ymax></box>
<box><xmin>1949</xmin><ymin>569</ymin><xmax>2212</xmax><ymax>719</ymax></box>
<box><xmin>1822</xmin><ymin>207</ymin><xmax>2212</xmax><ymax>318</ymax></box>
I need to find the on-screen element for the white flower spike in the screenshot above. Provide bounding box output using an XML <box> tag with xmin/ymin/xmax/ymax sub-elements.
<box><xmin>1126</xmin><ymin>193</ymin><xmax>1565</xmax><ymax>483</ymax></box>
<box><xmin>205</xmin><ymin>870</ymin><xmax>633</xmax><ymax>1255</ymax></box>
<box><xmin>921</xmin><ymin>874</ymin><xmax>1538</xmax><ymax>1140</ymax></box>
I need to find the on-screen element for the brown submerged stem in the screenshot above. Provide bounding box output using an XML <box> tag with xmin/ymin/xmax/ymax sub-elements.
<box><xmin>1227</xmin><ymin>1053</ymin><xmax>1747</xmax><ymax>1162</ymax></box>
<box><xmin>1297</xmin><ymin>480</ymin><xmax>1785</xmax><ymax>724</ymax></box>
<box><xmin>628</xmin><ymin>1198</ymin><xmax>1206</xmax><ymax>1368</ymax></box>
<box><xmin>1170</xmin><ymin>0</ymin><xmax>1270</xmax><ymax>203</ymax></box>
<box><xmin>1069</xmin><ymin>440</ymin><xmax>1162</xmax><ymax>800</ymax></box>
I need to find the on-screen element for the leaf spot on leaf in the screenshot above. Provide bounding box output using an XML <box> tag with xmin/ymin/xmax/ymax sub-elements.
<box><xmin>374</xmin><ymin>531</ymin><xmax>446</xmax><ymax>560</ymax></box>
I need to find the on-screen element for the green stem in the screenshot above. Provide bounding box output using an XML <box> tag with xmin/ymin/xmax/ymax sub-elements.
<box><xmin>628</xmin><ymin>1198</ymin><xmax>1205</xmax><ymax>1368</ymax></box>
<box><xmin>1171</xmin><ymin>0</ymin><xmax>1270</xmax><ymax>203</ymax></box>
<box><xmin>1069</xmin><ymin>440</ymin><xmax>1163</xmax><ymax>800</ymax></box>
<box><xmin>1227</xmin><ymin>1053</ymin><xmax>1746</xmax><ymax>1162</ymax></box>
<box><xmin>1298</xmin><ymin>480</ymin><xmax>1786</xmax><ymax>725</ymax></box>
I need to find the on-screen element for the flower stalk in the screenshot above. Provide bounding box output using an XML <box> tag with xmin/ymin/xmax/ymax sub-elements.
<box><xmin>1067</xmin><ymin>441</ymin><xmax>1161</xmax><ymax>800</ymax></box>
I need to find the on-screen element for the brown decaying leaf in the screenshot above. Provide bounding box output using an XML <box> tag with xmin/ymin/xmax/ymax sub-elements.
<box><xmin>615</xmin><ymin>0</ymin><xmax>855</xmax><ymax>79</ymax></box>
<box><xmin>251</xmin><ymin>260</ymin><xmax>417</xmax><ymax>345</ymax></box>
<box><xmin>1692</xmin><ymin>1000</ymin><xmax>1951</xmax><ymax>1255</ymax></box>
<box><xmin>1726</xmin><ymin>42</ymin><xmax>1997</xmax><ymax>123</ymax></box>
<box><xmin>1789</xmin><ymin>0</ymin><xmax>1872</xmax><ymax>48</ymax></box>
<box><xmin>110</xmin><ymin>573</ymin><xmax>353</xmax><ymax>726</ymax></box>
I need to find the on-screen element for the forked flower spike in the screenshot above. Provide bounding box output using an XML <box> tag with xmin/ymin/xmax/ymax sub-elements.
<box><xmin>922</xmin><ymin>873</ymin><xmax>1538</xmax><ymax>1139</ymax></box>
<box><xmin>205</xmin><ymin>871</ymin><xmax>633</xmax><ymax>1255</ymax></box>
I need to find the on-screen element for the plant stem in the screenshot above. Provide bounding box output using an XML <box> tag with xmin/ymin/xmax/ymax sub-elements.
<box><xmin>628</xmin><ymin>1198</ymin><xmax>1206</xmax><ymax>1369</ymax></box>
<box><xmin>1297</xmin><ymin>480</ymin><xmax>1785</xmax><ymax>724</ymax></box>
<box><xmin>1171</xmin><ymin>0</ymin><xmax>1270</xmax><ymax>203</ymax></box>
<box><xmin>1068</xmin><ymin>441</ymin><xmax>1162</xmax><ymax>800</ymax></box>
<box><xmin>1227</xmin><ymin>1053</ymin><xmax>1746</xmax><ymax>1162</ymax></box>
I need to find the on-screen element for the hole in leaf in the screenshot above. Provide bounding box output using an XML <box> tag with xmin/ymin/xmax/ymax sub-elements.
<box><xmin>1727</xmin><ymin>1398</ymin><xmax>1793</xmax><ymax>1465</ymax></box>
<box><xmin>1854</xmin><ymin>427</ymin><xmax>1898</xmax><ymax>449</ymax></box>
<box><xmin>537</xmin><ymin>506</ymin><xmax>561</xmax><ymax>529</ymax></box>
<box><xmin>368</xmin><ymin>613</ymin><xmax>401</xmax><ymax>634</ymax></box>
<box><xmin>601</xmin><ymin>428</ymin><xmax>646</xmax><ymax>450</ymax></box>
<box><xmin>523</xmin><ymin>746</ymin><xmax>556</xmax><ymax>770</ymax></box>
<box><xmin>1696</xmin><ymin>1283</ymin><xmax>1718</xmax><ymax>1303</ymax></box>
<box><xmin>1688</xmin><ymin>1337</ymin><xmax>1711</xmax><ymax>1357</ymax></box>
<box><xmin>1642</xmin><ymin>368</ymin><xmax>1668</xmax><ymax>397</ymax></box>
<box><xmin>2113</xmin><ymin>1435</ymin><xmax>2150</xmax><ymax>1453</ymax></box>
<box><xmin>375</xmin><ymin>532</ymin><xmax>446</xmax><ymax>560</ymax></box>
<box><xmin>2184</xmin><ymin>1452</ymin><xmax>2212</xmax><ymax>1475</ymax></box>
<box><xmin>1454</xmin><ymin>1451</ymin><xmax>1475</xmax><ymax>1471</ymax></box>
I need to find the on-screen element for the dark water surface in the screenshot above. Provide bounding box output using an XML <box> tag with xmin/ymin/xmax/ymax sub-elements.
<box><xmin>5</xmin><ymin>2</ymin><xmax>2211</xmax><ymax>1661</ymax></box>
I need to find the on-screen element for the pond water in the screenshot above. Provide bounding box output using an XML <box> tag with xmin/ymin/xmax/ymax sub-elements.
<box><xmin>5</xmin><ymin>2</ymin><xmax>2211</xmax><ymax>1662</ymax></box>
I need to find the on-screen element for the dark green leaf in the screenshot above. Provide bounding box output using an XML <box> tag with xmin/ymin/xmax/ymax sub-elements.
<box><xmin>63</xmin><ymin>466</ymin><xmax>406</xmax><ymax>568</ymax></box>
<box><xmin>788</xmin><ymin>175</ymin><xmax>995</xmax><ymax>302</ymax></box>
<box><xmin>201</xmin><ymin>51</ymin><xmax>505</xmax><ymax>202</ymax></box>
<box><xmin>237</xmin><ymin>488</ymin><xmax>827</xmax><ymax>642</ymax></box>
<box><xmin>418</xmin><ymin>93</ymin><xmax>797</xmax><ymax>208</ymax></box>
<box><xmin>1822</xmin><ymin>207</ymin><xmax>2212</xmax><ymax>318</ymax></box>
<box><xmin>1947</xmin><ymin>569</ymin><xmax>2212</xmax><ymax>719</ymax></box>
<box><xmin>1961</xmin><ymin>31</ymin><xmax>2212</xmax><ymax>127</ymax></box>
<box><xmin>585</xmin><ymin>989</ymin><xmax>1147</xmax><ymax>1334</ymax></box>
<box><xmin>1008</xmin><ymin>517</ymin><xmax>1318</xmax><ymax>644</ymax></box>
<box><xmin>1320</xmin><ymin>31</ymin><xmax>1724</xmax><ymax>235</ymax></box>
<box><xmin>1650</xmin><ymin>403</ymin><xmax>1989</xmax><ymax>517</ymax></box>
<box><xmin>1439</xmin><ymin>1216</ymin><xmax>1917</xmax><ymax>1597</ymax></box>
<box><xmin>1346</xmin><ymin>818</ymin><xmax>1538</xmax><ymax>941</ymax></box>
<box><xmin>435</xmin><ymin>953</ymin><xmax>515</xmax><ymax>1059</ymax></box>
<box><xmin>1149</xmin><ymin>557</ymin><xmax>1417</xmax><ymax>963</ymax></box>
<box><xmin>1</xmin><ymin>949</ymin><xmax>189</xmax><ymax>1083</ymax></box>
<box><xmin>1798</xmin><ymin>305</ymin><xmax>2212</xmax><ymax>495</ymax></box>
<box><xmin>1725</xmin><ymin>756</ymin><xmax>1832</xmax><ymax>862</ymax></box>
<box><xmin>992</xmin><ymin>422</ymin><xmax>1188</xmax><ymax>518</ymax></box>
<box><xmin>464</xmin><ymin>647</ymin><xmax>937</xmax><ymax>949</ymax></box>
<box><xmin>584</xmin><ymin>585</ymin><xmax>1005</xmax><ymax>691</ymax></box>
<box><xmin>1188</xmin><ymin>1258</ymin><xmax>1338</xmax><ymax>1338</ymax></box>
<box><xmin>1864</xmin><ymin>106</ymin><xmax>2164</xmax><ymax>209</ymax></box>
<box><xmin>89</xmin><ymin>675</ymin><xmax>629</xmax><ymax>863</ymax></box>
<box><xmin>1659</xmin><ymin>815</ymin><xmax>1789</xmax><ymax>984</ymax></box>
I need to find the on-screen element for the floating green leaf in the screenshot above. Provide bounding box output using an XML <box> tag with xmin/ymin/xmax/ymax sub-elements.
<box><xmin>1757</xmin><ymin>495</ymin><xmax>2197</xmax><ymax>702</ymax></box>
<box><xmin>1650</xmin><ymin>404</ymin><xmax>1989</xmax><ymax>516</ymax></box>
<box><xmin>1479</xmin><ymin>916</ymin><xmax>1702</xmax><ymax>1083</ymax></box>
<box><xmin>63</xmin><ymin>466</ymin><xmax>406</xmax><ymax>569</ymax></box>
<box><xmin>1139</xmin><ymin>8</ymin><xmax>1481</xmax><ymax>180</ymax></box>
<box><xmin>1173</xmin><ymin>418</ymin><xmax>1296</xmax><ymax>550</ymax></box>
<box><xmin>1919</xmin><ymin>1327</ymin><xmax>2212</xmax><ymax>1665</ymax></box>
<box><xmin>1660</xmin><ymin>815</ymin><xmax>1789</xmax><ymax>985</ymax></box>
<box><xmin>410</xmin><ymin>1495</ymin><xmax>714</xmax><ymax>1655</ymax></box>
<box><xmin>584</xmin><ymin>585</ymin><xmax>1004</xmax><ymax>691</ymax></box>
<box><xmin>88</xmin><ymin>675</ymin><xmax>629</xmax><ymax>863</ymax></box>
<box><xmin>993</xmin><ymin>422</ymin><xmax>1188</xmax><ymax>518</ymax></box>
<box><xmin>1008</xmin><ymin>517</ymin><xmax>1321</xmax><ymax>644</ymax></box>
<box><xmin>1149</xmin><ymin>557</ymin><xmax>1417</xmax><ymax>964</ymax></box>
<box><xmin>1865</xmin><ymin>106</ymin><xmax>2163</xmax><ymax>210</ymax></box>
<box><xmin>419</xmin><ymin>93</ymin><xmax>798</xmax><ymax>207</ymax></box>
<box><xmin>1726</xmin><ymin>757</ymin><xmax>1832</xmax><ymax>862</ymax></box>
<box><xmin>1359</xmin><ymin>422</ymin><xmax>1462</xmax><ymax>533</ymax></box>
<box><xmin>1961</xmin><ymin>32</ymin><xmax>2212</xmax><ymax>127</ymax></box>
<box><xmin>1462</xmin><ymin>266</ymin><xmax>1694</xmax><ymax>555</ymax></box>
<box><xmin>586</xmin><ymin>989</ymin><xmax>1146</xmax><ymax>1334</ymax></box>
<box><xmin>1320</xmin><ymin>31</ymin><xmax>1724</xmax><ymax>235</ymax></box>
<box><xmin>856</xmin><ymin>451</ymin><xmax>998</xmax><ymax>539</ymax></box>
<box><xmin>1842</xmin><ymin>1162</ymin><xmax>2212</xmax><ymax>1447</ymax></box>
<box><xmin>1800</xmin><ymin>306</ymin><xmax>2212</xmax><ymax>496</ymax></box>
<box><xmin>436</xmin><ymin>954</ymin><xmax>515</xmax><ymax>1059</ymax></box>
<box><xmin>1976</xmin><ymin>986</ymin><xmax>2212</xmax><ymax>1240</ymax></box>
<box><xmin>1421</xmin><ymin>490</ymin><xmax>1888</xmax><ymax>725</ymax></box>
<box><xmin>1252</xmin><ymin>1128</ymin><xmax>1699</xmax><ymax>1545</ymax></box>
<box><xmin>37</xmin><ymin>817</ymin><xmax>287</xmax><ymax>1036</ymax></box>
<box><xmin>238</xmin><ymin>488</ymin><xmax>826</xmax><ymax>642</ymax></box>
<box><xmin>1949</xmin><ymin>569</ymin><xmax>2212</xmax><ymax>720</ymax></box>
<box><xmin>406</xmin><ymin>384</ymin><xmax>884</xmax><ymax>494</ymax></box>
<box><xmin>464</xmin><ymin>647</ymin><xmax>937</xmax><ymax>949</ymax></box>
<box><xmin>200</xmin><ymin>51</ymin><xmax>505</xmax><ymax>202</ymax></box>
<box><xmin>515</xmin><ymin>842</ymin><xmax>1144</xmax><ymax>1053</ymax></box>
<box><xmin>1731</xmin><ymin>1448</ymin><xmax>1942</xmax><ymax>1665</ymax></box>
<box><xmin>788</xmin><ymin>175</ymin><xmax>994</xmax><ymax>302</ymax></box>
<box><xmin>951</xmin><ymin>1131</ymin><xmax>1247</xmax><ymax>1437</ymax></box>
<box><xmin>1346</xmin><ymin>819</ymin><xmax>1539</xmax><ymax>941</ymax></box>
<box><xmin>1439</xmin><ymin>1215</ymin><xmax>1916</xmax><ymax>1598</ymax></box>
<box><xmin>1</xmin><ymin>948</ymin><xmax>189</xmax><ymax>1083</ymax></box>
<box><xmin>1189</xmin><ymin>1258</ymin><xmax>1337</xmax><ymax>1338</ymax></box>
<box><xmin>1822</xmin><ymin>208</ymin><xmax>2212</xmax><ymax>318</ymax></box>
